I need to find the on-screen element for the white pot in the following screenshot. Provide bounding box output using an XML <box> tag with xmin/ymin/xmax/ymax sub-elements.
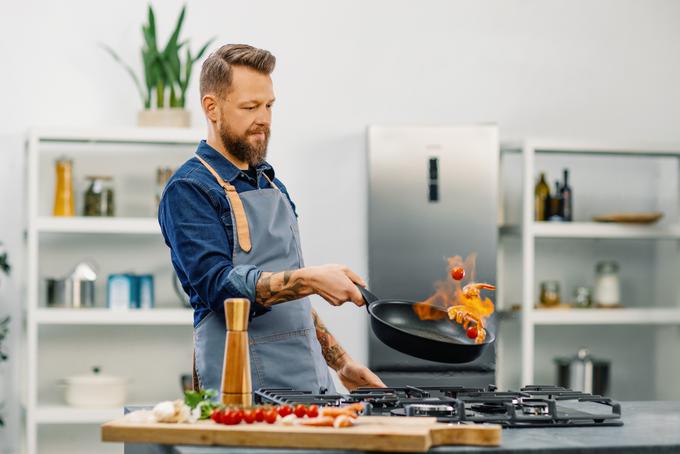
<box><xmin>137</xmin><ymin>108</ymin><xmax>191</xmax><ymax>128</ymax></box>
<box><xmin>61</xmin><ymin>369</ymin><xmax>128</xmax><ymax>408</ymax></box>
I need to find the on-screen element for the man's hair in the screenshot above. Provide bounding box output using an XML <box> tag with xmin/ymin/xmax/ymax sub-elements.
<box><xmin>200</xmin><ymin>44</ymin><xmax>276</xmax><ymax>98</ymax></box>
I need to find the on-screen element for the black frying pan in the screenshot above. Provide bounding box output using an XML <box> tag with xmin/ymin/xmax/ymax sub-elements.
<box><xmin>357</xmin><ymin>286</ymin><xmax>494</xmax><ymax>364</ymax></box>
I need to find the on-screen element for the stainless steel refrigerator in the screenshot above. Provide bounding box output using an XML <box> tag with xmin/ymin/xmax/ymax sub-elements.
<box><xmin>367</xmin><ymin>125</ymin><xmax>498</xmax><ymax>388</ymax></box>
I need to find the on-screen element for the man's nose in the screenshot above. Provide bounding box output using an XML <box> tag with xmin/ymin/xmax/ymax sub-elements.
<box><xmin>255</xmin><ymin>106</ymin><xmax>271</xmax><ymax>125</ymax></box>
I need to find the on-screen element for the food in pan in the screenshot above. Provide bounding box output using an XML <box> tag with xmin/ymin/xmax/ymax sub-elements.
<box><xmin>414</xmin><ymin>254</ymin><xmax>496</xmax><ymax>344</ymax></box>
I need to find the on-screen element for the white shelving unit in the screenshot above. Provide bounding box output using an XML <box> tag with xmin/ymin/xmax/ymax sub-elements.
<box><xmin>498</xmin><ymin>139</ymin><xmax>680</xmax><ymax>387</ymax></box>
<box><xmin>24</xmin><ymin>127</ymin><xmax>202</xmax><ymax>454</ymax></box>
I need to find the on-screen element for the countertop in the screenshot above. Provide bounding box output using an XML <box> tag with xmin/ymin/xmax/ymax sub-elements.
<box><xmin>122</xmin><ymin>401</ymin><xmax>680</xmax><ymax>454</ymax></box>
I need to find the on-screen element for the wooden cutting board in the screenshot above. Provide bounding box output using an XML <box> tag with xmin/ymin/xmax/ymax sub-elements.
<box><xmin>101</xmin><ymin>416</ymin><xmax>501</xmax><ymax>452</ymax></box>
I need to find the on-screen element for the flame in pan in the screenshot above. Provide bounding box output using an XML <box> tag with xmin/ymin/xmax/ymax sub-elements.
<box><xmin>412</xmin><ymin>254</ymin><xmax>495</xmax><ymax>343</ymax></box>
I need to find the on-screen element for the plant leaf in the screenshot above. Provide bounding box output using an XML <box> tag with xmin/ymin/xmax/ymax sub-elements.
<box><xmin>193</xmin><ymin>37</ymin><xmax>215</xmax><ymax>62</ymax></box>
<box><xmin>164</xmin><ymin>5</ymin><xmax>185</xmax><ymax>57</ymax></box>
<box><xmin>100</xmin><ymin>43</ymin><xmax>148</xmax><ymax>107</ymax></box>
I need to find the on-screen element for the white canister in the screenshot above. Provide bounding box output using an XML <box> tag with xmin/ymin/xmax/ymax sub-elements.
<box><xmin>61</xmin><ymin>367</ymin><xmax>128</xmax><ymax>408</ymax></box>
<box><xmin>594</xmin><ymin>261</ymin><xmax>620</xmax><ymax>306</ymax></box>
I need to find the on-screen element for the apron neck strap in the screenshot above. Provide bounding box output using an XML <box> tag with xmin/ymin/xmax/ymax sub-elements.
<box><xmin>195</xmin><ymin>154</ymin><xmax>252</xmax><ymax>253</ymax></box>
<box><xmin>261</xmin><ymin>172</ymin><xmax>281</xmax><ymax>192</ymax></box>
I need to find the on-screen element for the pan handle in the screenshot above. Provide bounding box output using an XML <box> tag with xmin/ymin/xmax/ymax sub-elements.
<box><xmin>356</xmin><ymin>284</ymin><xmax>379</xmax><ymax>311</ymax></box>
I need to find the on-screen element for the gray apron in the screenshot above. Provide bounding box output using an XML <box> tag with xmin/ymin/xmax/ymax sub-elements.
<box><xmin>192</xmin><ymin>155</ymin><xmax>336</xmax><ymax>394</ymax></box>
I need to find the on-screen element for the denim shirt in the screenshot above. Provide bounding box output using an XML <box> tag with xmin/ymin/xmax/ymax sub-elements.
<box><xmin>158</xmin><ymin>140</ymin><xmax>298</xmax><ymax>327</ymax></box>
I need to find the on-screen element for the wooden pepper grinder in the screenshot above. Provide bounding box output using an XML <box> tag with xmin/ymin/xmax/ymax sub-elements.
<box><xmin>220</xmin><ymin>298</ymin><xmax>252</xmax><ymax>407</ymax></box>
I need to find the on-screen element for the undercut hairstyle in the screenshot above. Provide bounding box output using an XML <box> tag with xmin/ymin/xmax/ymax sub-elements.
<box><xmin>199</xmin><ymin>44</ymin><xmax>276</xmax><ymax>98</ymax></box>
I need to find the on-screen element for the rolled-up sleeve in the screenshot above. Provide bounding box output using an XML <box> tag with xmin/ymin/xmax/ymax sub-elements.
<box><xmin>159</xmin><ymin>179</ymin><xmax>270</xmax><ymax>317</ymax></box>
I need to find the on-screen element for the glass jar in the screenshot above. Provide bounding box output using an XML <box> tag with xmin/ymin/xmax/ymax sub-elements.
<box><xmin>594</xmin><ymin>261</ymin><xmax>620</xmax><ymax>306</ymax></box>
<box><xmin>53</xmin><ymin>157</ymin><xmax>75</xmax><ymax>216</ymax></box>
<box><xmin>572</xmin><ymin>286</ymin><xmax>593</xmax><ymax>308</ymax></box>
<box><xmin>83</xmin><ymin>176</ymin><xmax>115</xmax><ymax>216</ymax></box>
<box><xmin>540</xmin><ymin>281</ymin><xmax>561</xmax><ymax>306</ymax></box>
<box><xmin>155</xmin><ymin>167</ymin><xmax>173</xmax><ymax>214</ymax></box>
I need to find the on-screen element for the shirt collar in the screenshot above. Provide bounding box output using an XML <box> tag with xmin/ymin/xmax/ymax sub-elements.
<box><xmin>195</xmin><ymin>140</ymin><xmax>275</xmax><ymax>183</ymax></box>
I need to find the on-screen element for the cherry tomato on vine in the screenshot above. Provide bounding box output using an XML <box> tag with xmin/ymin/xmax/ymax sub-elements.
<box><xmin>306</xmin><ymin>404</ymin><xmax>319</xmax><ymax>418</ymax></box>
<box><xmin>466</xmin><ymin>326</ymin><xmax>478</xmax><ymax>339</ymax></box>
<box><xmin>294</xmin><ymin>404</ymin><xmax>307</xmax><ymax>418</ymax></box>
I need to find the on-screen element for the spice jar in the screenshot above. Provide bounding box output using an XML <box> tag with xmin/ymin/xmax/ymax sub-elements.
<box><xmin>572</xmin><ymin>286</ymin><xmax>593</xmax><ymax>308</ymax></box>
<box><xmin>53</xmin><ymin>157</ymin><xmax>75</xmax><ymax>216</ymax></box>
<box><xmin>540</xmin><ymin>281</ymin><xmax>561</xmax><ymax>306</ymax></box>
<box><xmin>594</xmin><ymin>261</ymin><xmax>620</xmax><ymax>306</ymax></box>
<box><xmin>83</xmin><ymin>176</ymin><xmax>115</xmax><ymax>216</ymax></box>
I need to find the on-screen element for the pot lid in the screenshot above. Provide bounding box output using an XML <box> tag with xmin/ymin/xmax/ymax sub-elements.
<box><xmin>64</xmin><ymin>366</ymin><xmax>126</xmax><ymax>385</ymax></box>
<box><xmin>554</xmin><ymin>348</ymin><xmax>610</xmax><ymax>366</ymax></box>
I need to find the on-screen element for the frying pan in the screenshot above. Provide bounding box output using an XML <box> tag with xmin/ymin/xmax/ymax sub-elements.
<box><xmin>357</xmin><ymin>285</ymin><xmax>494</xmax><ymax>364</ymax></box>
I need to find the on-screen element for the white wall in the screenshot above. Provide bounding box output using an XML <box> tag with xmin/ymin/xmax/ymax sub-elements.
<box><xmin>2</xmin><ymin>0</ymin><xmax>680</xmax><ymax>452</ymax></box>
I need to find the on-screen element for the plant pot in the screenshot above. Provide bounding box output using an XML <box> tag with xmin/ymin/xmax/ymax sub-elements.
<box><xmin>138</xmin><ymin>108</ymin><xmax>191</xmax><ymax>128</ymax></box>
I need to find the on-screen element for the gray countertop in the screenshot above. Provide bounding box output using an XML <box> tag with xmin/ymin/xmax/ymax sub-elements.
<box><xmin>123</xmin><ymin>401</ymin><xmax>680</xmax><ymax>454</ymax></box>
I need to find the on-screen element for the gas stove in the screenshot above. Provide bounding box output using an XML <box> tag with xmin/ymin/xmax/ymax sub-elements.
<box><xmin>254</xmin><ymin>385</ymin><xmax>623</xmax><ymax>428</ymax></box>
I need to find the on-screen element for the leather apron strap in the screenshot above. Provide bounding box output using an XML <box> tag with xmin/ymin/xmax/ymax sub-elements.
<box><xmin>195</xmin><ymin>155</ymin><xmax>252</xmax><ymax>253</ymax></box>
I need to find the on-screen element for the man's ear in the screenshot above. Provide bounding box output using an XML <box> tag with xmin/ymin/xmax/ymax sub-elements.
<box><xmin>202</xmin><ymin>95</ymin><xmax>219</xmax><ymax>122</ymax></box>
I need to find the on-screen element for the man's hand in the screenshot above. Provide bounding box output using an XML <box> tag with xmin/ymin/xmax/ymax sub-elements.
<box><xmin>302</xmin><ymin>264</ymin><xmax>366</xmax><ymax>307</ymax></box>
<box><xmin>255</xmin><ymin>264</ymin><xmax>366</xmax><ymax>308</ymax></box>
<box><xmin>337</xmin><ymin>359</ymin><xmax>386</xmax><ymax>391</ymax></box>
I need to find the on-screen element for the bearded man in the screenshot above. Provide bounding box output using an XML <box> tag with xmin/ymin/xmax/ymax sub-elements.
<box><xmin>159</xmin><ymin>44</ymin><xmax>385</xmax><ymax>394</ymax></box>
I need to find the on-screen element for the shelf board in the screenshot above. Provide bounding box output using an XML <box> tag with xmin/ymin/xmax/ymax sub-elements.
<box><xmin>501</xmin><ymin>139</ymin><xmax>680</xmax><ymax>156</ymax></box>
<box><xmin>30</xmin><ymin>126</ymin><xmax>203</xmax><ymax>145</ymax></box>
<box><xmin>35</xmin><ymin>308</ymin><xmax>193</xmax><ymax>325</ymax></box>
<box><xmin>530</xmin><ymin>308</ymin><xmax>680</xmax><ymax>325</ymax></box>
<box><xmin>35</xmin><ymin>405</ymin><xmax>125</xmax><ymax>424</ymax></box>
<box><xmin>34</xmin><ymin>216</ymin><xmax>161</xmax><ymax>234</ymax></box>
<box><xmin>499</xmin><ymin>222</ymin><xmax>680</xmax><ymax>239</ymax></box>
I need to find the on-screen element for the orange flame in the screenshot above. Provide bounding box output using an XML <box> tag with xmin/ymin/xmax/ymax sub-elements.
<box><xmin>413</xmin><ymin>254</ymin><xmax>495</xmax><ymax>343</ymax></box>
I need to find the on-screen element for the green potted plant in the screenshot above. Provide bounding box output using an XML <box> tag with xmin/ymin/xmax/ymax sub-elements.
<box><xmin>0</xmin><ymin>244</ymin><xmax>10</xmax><ymax>427</ymax></box>
<box><xmin>103</xmin><ymin>4</ymin><xmax>214</xmax><ymax>128</ymax></box>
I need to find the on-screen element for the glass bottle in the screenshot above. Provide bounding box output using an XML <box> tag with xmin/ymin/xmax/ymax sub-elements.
<box><xmin>53</xmin><ymin>157</ymin><xmax>75</xmax><ymax>216</ymax></box>
<box><xmin>534</xmin><ymin>173</ymin><xmax>550</xmax><ymax>221</ymax></box>
<box><xmin>548</xmin><ymin>181</ymin><xmax>564</xmax><ymax>221</ymax></box>
<box><xmin>560</xmin><ymin>169</ymin><xmax>573</xmax><ymax>221</ymax></box>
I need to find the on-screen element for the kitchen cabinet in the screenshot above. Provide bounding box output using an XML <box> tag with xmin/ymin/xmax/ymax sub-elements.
<box><xmin>23</xmin><ymin>127</ymin><xmax>202</xmax><ymax>454</ymax></box>
<box><xmin>496</xmin><ymin>139</ymin><xmax>680</xmax><ymax>398</ymax></box>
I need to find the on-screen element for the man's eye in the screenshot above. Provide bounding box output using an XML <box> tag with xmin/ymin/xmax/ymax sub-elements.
<box><xmin>244</xmin><ymin>106</ymin><xmax>256</xmax><ymax>110</ymax></box>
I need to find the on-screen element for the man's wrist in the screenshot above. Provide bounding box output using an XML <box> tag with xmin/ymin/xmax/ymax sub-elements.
<box><xmin>297</xmin><ymin>267</ymin><xmax>317</xmax><ymax>292</ymax></box>
<box><xmin>332</xmin><ymin>353</ymin><xmax>352</xmax><ymax>371</ymax></box>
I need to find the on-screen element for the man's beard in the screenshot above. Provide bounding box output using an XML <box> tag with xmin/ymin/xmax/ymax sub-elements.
<box><xmin>219</xmin><ymin>123</ymin><xmax>270</xmax><ymax>167</ymax></box>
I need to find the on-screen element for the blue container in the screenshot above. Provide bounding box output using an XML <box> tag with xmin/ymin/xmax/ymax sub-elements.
<box><xmin>107</xmin><ymin>273</ymin><xmax>155</xmax><ymax>309</ymax></box>
<box><xmin>138</xmin><ymin>274</ymin><xmax>155</xmax><ymax>309</ymax></box>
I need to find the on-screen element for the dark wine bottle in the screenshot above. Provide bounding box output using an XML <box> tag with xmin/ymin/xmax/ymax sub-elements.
<box><xmin>549</xmin><ymin>181</ymin><xmax>564</xmax><ymax>221</ymax></box>
<box><xmin>560</xmin><ymin>169</ymin><xmax>573</xmax><ymax>221</ymax></box>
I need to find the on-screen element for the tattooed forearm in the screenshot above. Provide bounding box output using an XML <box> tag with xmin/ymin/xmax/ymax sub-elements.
<box><xmin>311</xmin><ymin>309</ymin><xmax>348</xmax><ymax>370</ymax></box>
<box><xmin>255</xmin><ymin>269</ymin><xmax>314</xmax><ymax>307</ymax></box>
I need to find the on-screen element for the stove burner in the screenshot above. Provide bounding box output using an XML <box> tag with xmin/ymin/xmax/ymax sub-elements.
<box><xmin>521</xmin><ymin>401</ymin><xmax>550</xmax><ymax>416</ymax></box>
<box><xmin>404</xmin><ymin>404</ymin><xmax>456</xmax><ymax>417</ymax></box>
<box><xmin>254</xmin><ymin>384</ymin><xmax>623</xmax><ymax>428</ymax></box>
